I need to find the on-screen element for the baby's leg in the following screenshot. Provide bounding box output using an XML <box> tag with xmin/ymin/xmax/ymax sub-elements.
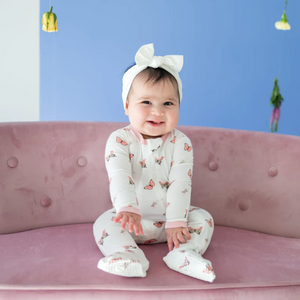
<box><xmin>93</xmin><ymin>208</ymin><xmax>149</xmax><ymax>277</ymax></box>
<box><xmin>163</xmin><ymin>206</ymin><xmax>216</xmax><ymax>282</ymax></box>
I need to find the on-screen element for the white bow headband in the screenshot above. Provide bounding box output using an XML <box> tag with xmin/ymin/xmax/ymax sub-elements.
<box><xmin>122</xmin><ymin>43</ymin><xmax>183</xmax><ymax>109</ymax></box>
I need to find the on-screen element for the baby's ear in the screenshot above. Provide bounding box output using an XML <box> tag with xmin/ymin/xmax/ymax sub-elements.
<box><xmin>125</xmin><ymin>102</ymin><xmax>129</xmax><ymax>116</ymax></box>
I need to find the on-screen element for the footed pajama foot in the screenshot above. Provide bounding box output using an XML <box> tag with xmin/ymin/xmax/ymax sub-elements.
<box><xmin>98</xmin><ymin>252</ymin><xmax>147</xmax><ymax>277</ymax></box>
<box><xmin>163</xmin><ymin>249</ymin><xmax>216</xmax><ymax>283</ymax></box>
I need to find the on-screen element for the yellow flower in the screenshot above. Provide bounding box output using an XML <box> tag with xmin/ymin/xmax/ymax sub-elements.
<box><xmin>275</xmin><ymin>11</ymin><xmax>291</xmax><ymax>30</ymax></box>
<box><xmin>42</xmin><ymin>6</ymin><xmax>57</xmax><ymax>32</ymax></box>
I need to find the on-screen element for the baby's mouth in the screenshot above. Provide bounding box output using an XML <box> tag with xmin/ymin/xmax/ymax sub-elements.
<box><xmin>147</xmin><ymin>121</ymin><xmax>164</xmax><ymax>126</ymax></box>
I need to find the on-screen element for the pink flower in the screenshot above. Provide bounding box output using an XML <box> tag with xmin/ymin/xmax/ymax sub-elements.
<box><xmin>270</xmin><ymin>107</ymin><xmax>281</xmax><ymax>132</ymax></box>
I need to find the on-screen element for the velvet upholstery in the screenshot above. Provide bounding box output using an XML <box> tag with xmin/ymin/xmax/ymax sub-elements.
<box><xmin>0</xmin><ymin>121</ymin><xmax>300</xmax><ymax>299</ymax></box>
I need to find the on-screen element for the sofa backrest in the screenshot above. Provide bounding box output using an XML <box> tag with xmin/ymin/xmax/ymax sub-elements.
<box><xmin>0</xmin><ymin>122</ymin><xmax>299</xmax><ymax>238</ymax></box>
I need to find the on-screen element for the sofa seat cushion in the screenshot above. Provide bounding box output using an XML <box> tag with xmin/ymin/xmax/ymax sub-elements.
<box><xmin>1</xmin><ymin>224</ymin><xmax>300</xmax><ymax>295</ymax></box>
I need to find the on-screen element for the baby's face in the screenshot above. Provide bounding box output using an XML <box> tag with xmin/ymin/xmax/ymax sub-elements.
<box><xmin>125</xmin><ymin>74</ymin><xmax>180</xmax><ymax>139</ymax></box>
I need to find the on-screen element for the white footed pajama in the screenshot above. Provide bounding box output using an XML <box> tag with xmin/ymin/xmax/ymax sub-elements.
<box><xmin>93</xmin><ymin>126</ymin><xmax>216</xmax><ymax>282</ymax></box>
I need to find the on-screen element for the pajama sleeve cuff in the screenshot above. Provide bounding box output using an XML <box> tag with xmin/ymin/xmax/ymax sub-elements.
<box><xmin>165</xmin><ymin>221</ymin><xmax>187</xmax><ymax>229</ymax></box>
<box><xmin>117</xmin><ymin>206</ymin><xmax>141</xmax><ymax>216</ymax></box>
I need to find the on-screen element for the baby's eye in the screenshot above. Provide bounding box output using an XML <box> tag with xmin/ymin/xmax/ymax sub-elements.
<box><xmin>142</xmin><ymin>101</ymin><xmax>151</xmax><ymax>105</ymax></box>
<box><xmin>164</xmin><ymin>102</ymin><xmax>173</xmax><ymax>106</ymax></box>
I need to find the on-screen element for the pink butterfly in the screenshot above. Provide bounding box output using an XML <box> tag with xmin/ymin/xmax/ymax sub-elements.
<box><xmin>184</xmin><ymin>209</ymin><xmax>188</xmax><ymax>218</ymax></box>
<box><xmin>188</xmin><ymin>169</ymin><xmax>192</xmax><ymax>179</ymax></box>
<box><xmin>179</xmin><ymin>257</ymin><xmax>190</xmax><ymax>269</ymax></box>
<box><xmin>144</xmin><ymin>179</ymin><xmax>155</xmax><ymax>190</ymax></box>
<box><xmin>144</xmin><ymin>239</ymin><xmax>157</xmax><ymax>245</ymax></box>
<box><xmin>184</xmin><ymin>143</ymin><xmax>192</xmax><ymax>152</ymax></box>
<box><xmin>188</xmin><ymin>226</ymin><xmax>203</xmax><ymax>235</ymax></box>
<box><xmin>109</xmin><ymin>257</ymin><xmax>122</xmax><ymax>264</ymax></box>
<box><xmin>206</xmin><ymin>219</ymin><xmax>213</xmax><ymax>227</ymax></box>
<box><xmin>170</xmin><ymin>136</ymin><xmax>176</xmax><ymax>143</ymax></box>
<box><xmin>106</xmin><ymin>151</ymin><xmax>116</xmax><ymax>161</ymax></box>
<box><xmin>171</xmin><ymin>161</ymin><xmax>174</xmax><ymax>167</ymax></box>
<box><xmin>116</xmin><ymin>136</ymin><xmax>128</xmax><ymax>146</ymax></box>
<box><xmin>129</xmin><ymin>153</ymin><xmax>134</xmax><ymax>161</ymax></box>
<box><xmin>153</xmin><ymin>221</ymin><xmax>164</xmax><ymax>228</ymax></box>
<box><xmin>159</xmin><ymin>181</ymin><xmax>169</xmax><ymax>189</ymax></box>
<box><xmin>139</xmin><ymin>159</ymin><xmax>147</xmax><ymax>168</ymax></box>
<box><xmin>155</xmin><ymin>156</ymin><xmax>165</xmax><ymax>165</ymax></box>
<box><xmin>182</xmin><ymin>188</ymin><xmax>188</xmax><ymax>194</ymax></box>
<box><xmin>203</xmin><ymin>264</ymin><xmax>215</xmax><ymax>275</ymax></box>
<box><xmin>128</xmin><ymin>176</ymin><xmax>134</xmax><ymax>185</ymax></box>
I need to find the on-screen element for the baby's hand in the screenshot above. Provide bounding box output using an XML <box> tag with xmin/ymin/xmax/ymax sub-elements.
<box><xmin>166</xmin><ymin>227</ymin><xmax>191</xmax><ymax>252</ymax></box>
<box><xmin>114</xmin><ymin>212</ymin><xmax>143</xmax><ymax>236</ymax></box>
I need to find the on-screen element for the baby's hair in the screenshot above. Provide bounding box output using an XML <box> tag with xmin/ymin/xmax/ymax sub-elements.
<box><xmin>125</xmin><ymin>64</ymin><xmax>179</xmax><ymax>101</ymax></box>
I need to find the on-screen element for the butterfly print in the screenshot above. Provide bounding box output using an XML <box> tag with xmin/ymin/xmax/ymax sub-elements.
<box><xmin>180</xmin><ymin>250</ymin><xmax>185</xmax><ymax>253</ymax></box>
<box><xmin>123</xmin><ymin>128</ymin><xmax>131</xmax><ymax>131</ymax></box>
<box><xmin>171</xmin><ymin>161</ymin><xmax>174</xmax><ymax>167</ymax></box>
<box><xmin>155</xmin><ymin>156</ymin><xmax>165</xmax><ymax>165</ymax></box>
<box><xmin>144</xmin><ymin>179</ymin><xmax>155</xmax><ymax>190</ymax></box>
<box><xmin>179</xmin><ymin>257</ymin><xmax>190</xmax><ymax>269</ymax></box>
<box><xmin>184</xmin><ymin>209</ymin><xmax>188</xmax><ymax>218</ymax></box>
<box><xmin>116</xmin><ymin>136</ymin><xmax>128</xmax><ymax>146</ymax></box>
<box><xmin>98</xmin><ymin>229</ymin><xmax>109</xmax><ymax>245</ymax></box>
<box><xmin>182</xmin><ymin>188</ymin><xmax>188</xmax><ymax>194</ymax></box>
<box><xmin>179</xmin><ymin>160</ymin><xmax>186</xmax><ymax>164</ymax></box>
<box><xmin>205</xmin><ymin>219</ymin><xmax>214</xmax><ymax>227</ymax></box>
<box><xmin>170</xmin><ymin>136</ymin><xmax>176</xmax><ymax>143</ymax></box>
<box><xmin>129</xmin><ymin>153</ymin><xmax>134</xmax><ymax>161</ymax></box>
<box><xmin>159</xmin><ymin>181</ymin><xmax>170</xmax><ymax>189</ymax></box>
<box><xmin>109</xmin><ymin>257</ymin><xmax>122</xmax><ymax>264</ymax></box>
<box><xmin>153</xmin><ymin>221</ymin><xmax>164</xmax><ymax>228</ymax></box>
<box><xmin>151</xmin><ymin>200</ymin><xmax>158</xmax><ymax>208</ymax></box>
<box><xmin>188</xmin><ymin>169</ymin><xmax>192</xmax><ymax>179</ymax></box>
<box><xmin>205</xmin><ymin>238</ymin><xmax>209</xmax><ymax>243</ymax></box>
<box><xmin>123</xmin><ymin>245</ymin><xmax>137</xmax><ymax>253</ymax></box>
<box><xmin>151</xmin><ymin>145</ymin><xmax>160</xmax><ymax>152</ymax></box>
<box><xmin>124</xmin><ymin>259</ymin><xmax>140</xmax><ymax>269</ymax></box>
<box><xmin>189</xmin><ymin>207</ymin><xmax>200</xmax><ymax>212</ymax></box>
<box><xmin>106</xmin><ymin>151</ymin><xmax>116</xmax><ymax>162</ymax></box>
<box><xmin>144</xmin><ymin>239</ymin><xmax>157</xmax><ymax>245</ymax></box>
<box><xmin>139</xmin><ymin>159</ymin><xmax>147</xmax><ymax>168</ymax></box>
<box><xmin>184</xmin><ymin>143</ymin><xmax>192</xmax><ymax>152</ymax></box>
<box><xmin>128</xmin><ymin>176</ymin><xmax>134</xmax><ymax>185</ymax></box>
<box><xmin>188</xmin><ymin>226</ymin><xmax>203</xmax><ymax>235</ymax></box>
<box><xmin>203</xmin><ymin>264</ymin><xmax>215</xmax><ymax>275</ymax></box>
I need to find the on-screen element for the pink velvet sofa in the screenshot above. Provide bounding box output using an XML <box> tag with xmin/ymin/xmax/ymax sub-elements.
<box><xmin>1</xmin><ymin>121</ymin><xmax>300</xmax><ymax>300</ymax></box>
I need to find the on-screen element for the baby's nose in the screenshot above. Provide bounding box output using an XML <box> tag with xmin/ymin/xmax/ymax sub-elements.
<box><xmin>151</xmin><ymin>106</ymin><xmax>164</xmax><ymax>116</ymax></box>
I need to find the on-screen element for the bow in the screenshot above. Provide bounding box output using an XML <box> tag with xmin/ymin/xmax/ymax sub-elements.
<box><xmin>135</xmin><ymin>44</ymin><xmax>183</xmax><ymax>73</ymax></box>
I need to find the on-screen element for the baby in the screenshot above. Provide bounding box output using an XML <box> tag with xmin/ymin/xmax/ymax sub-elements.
<box><xmin>93</xmin><ymin>43</ymin><xmax>216</xmax><ymax>282</ymax></box>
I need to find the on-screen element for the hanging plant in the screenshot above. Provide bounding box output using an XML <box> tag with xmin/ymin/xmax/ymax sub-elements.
<box><xmin>275</xmin><ymin>0</ymin><xmax>291</xmax><ymax>30</ymax></box>
<box><xmin>42</xmin><ymin>6</ymin><xmax>57</xmax><ymax>32</ymax></box>
<box><xmin>270</xmin><ymin>78</ymin><xmax>284</xmax><ymax>132</ymax></box>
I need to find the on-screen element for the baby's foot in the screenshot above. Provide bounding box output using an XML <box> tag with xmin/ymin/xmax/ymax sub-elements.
<box><xmin>163</xmin><ymin>249</ymin><xmax>216</xmax><ymax>282</ymax></box>
<box><xmin>98</xmin><ymin>252</ymin><xmax>147</xmax><ymax>277</ymax></box>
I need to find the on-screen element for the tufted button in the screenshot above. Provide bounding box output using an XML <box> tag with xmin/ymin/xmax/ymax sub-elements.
<box><xmin>208</xmin><ymin>161</ymin><xmax>218</xmax><ymax>171</ymax></box>
<box><xmin>268</xmin><ymin>167</ymin><xmax>278</xmax><ymax>177</ymax></box>
<box><xmin>239</xmin><ymin>200</ymin><xmax>249</xmax><ymax>211</ymax></box>
<box><xmin>7</xmin><ymin>157</ymin><xmax>18</xmax><ymax>168</ymax></box>
<box><xmin>77</xmin><ymin>156</ymin><xmax>87</xmax><ymax>167</ymax></box>
<box><xmin>41</xmin><ymin>197</ymin><xmax>52</xmax><ymax>207</ymax></box>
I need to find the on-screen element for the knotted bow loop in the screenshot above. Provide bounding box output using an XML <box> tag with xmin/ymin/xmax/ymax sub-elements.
<box><xmin>135</xmin><ymin>44</ymin><xmax>183</xmax><ymax>73</ymax></box>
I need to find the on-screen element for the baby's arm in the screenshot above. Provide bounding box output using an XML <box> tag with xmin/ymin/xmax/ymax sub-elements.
<box><xmin>165</xmin><ymin>133</ymin><xmax>194</xmax><ymax>248</ymax></box>
<box><xmin>105</xmin><ymin>129</ymin><xmax>142</xmax><ymax>235</ymax></box>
